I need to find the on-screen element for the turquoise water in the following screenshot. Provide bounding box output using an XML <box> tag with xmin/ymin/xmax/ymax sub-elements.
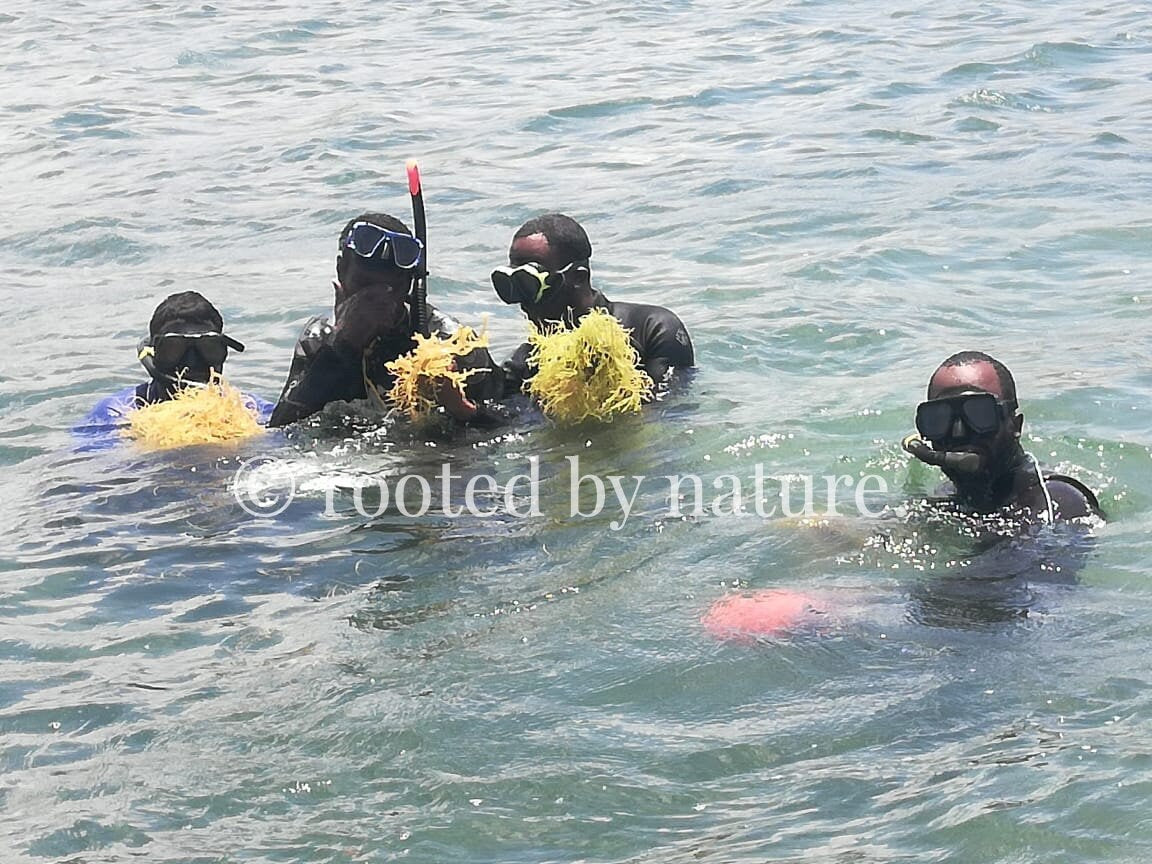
<box><xmin>4</xmin><ymin>1</ymin><xmax>1152</xmax><ymax>861</ymax></box>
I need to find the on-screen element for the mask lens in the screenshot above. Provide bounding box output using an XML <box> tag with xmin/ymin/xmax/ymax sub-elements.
<box><xmin>347</xmin><ymin>224</ymin><xmax>388</xmax><ymax>258</ymax></box>
<box><xmin>346</xmin><ymin>224</ymin><xmax>423</xmax><ymax>270</ymax></box>
<box><xmin>196</xmin><ymin>336</ymin><xmax>228</xmax><ymax>368</ymax></box>
<box><xmin>513</xmin><ymin>266</ymin><xmax>548</xmax><ymax>302</ymax></box>
<box><xmin>915</xmin><ymin>400</ymin><xmax>954</xmax><ymax>441</ymax></box>
<box><xmin>960</xmin><ymin>394</ymin><xmax>1000</xmax><ymax>434</ymax></box>
<box><xmin>387</xmin><ymin>234</ymin><xmax>423</xmax><ymax>269</ymax></box>
<box><xmin>154</xmin><ymin>335</ymin><xmax>199</xmax><ymax>370</ymax></box>
<box><xmin>916</xmin><ymin>393</ymin><xmax>1003</xmax><ymax>442</ymax></box>
<box><xmin>491</xmin><ymin>264</ymin><xmax>552</xmax><ymax>305</ymax></box>
<box><xmin>491</xmin><ymin>269</ymin><xmax>518</xmax><ymax>304</ymax></box>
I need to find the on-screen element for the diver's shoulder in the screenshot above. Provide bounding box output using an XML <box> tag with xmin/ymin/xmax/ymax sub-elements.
<box><xmin>298</xmin><ymin>314</ymin><xmax>333</xmax><ymax>342</ymax></box>
<box><xmin>290</xmin><ymin>314</ymin><xmax>335</xmax><ymax>360</ymax></box>
<box><xmin>607</xmin><ymin>297</ymin><xmax>687</xmax><ymax>325</ymax></box>
<box><xmin>1043</xmin><ymin>473</ymin><xmax>1103</xmax><ymax>521</ymax></box>
<box><xmin>427</xmin><ymin>303</ymin><xmax>461</xmax><ymax>337</ymax></box>
<box><xmin>80</xmin><ymin>384</ymin><xmax>144</xmax><ymax>425</ymax></box>
<box><xmin>72</xmin><ymin>383</ymin><xmax>145</xmax><ymax>449</ymax></box>
<box><xmin>605</xmin><ymin>297</ymin><xmax>693</xmax><ymax>353</ymax></box>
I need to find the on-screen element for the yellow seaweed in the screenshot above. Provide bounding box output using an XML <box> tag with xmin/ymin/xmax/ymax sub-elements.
<box><xmin>125</xmin><ymin>377</ymin><xmax>264</xmax><ymax>450</ymax></box>
<box><xmin>385</xmin><ymin>326</ymin><xmax>489</xmax><ymax>421</ymax></box>
<box><xmin>527</xmin><ymin>308</ymin><xmax>653</xmax><ymax>424</ymax></box>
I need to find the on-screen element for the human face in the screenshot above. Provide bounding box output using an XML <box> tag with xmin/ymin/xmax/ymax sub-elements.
<box><xmin>338</xmin><ymin>254</ymin><xmax>414</xmax><ymax>305</ymax></box>
<box><xmin>508</xmin><ymin>233</ymin><xmax>578</xmax><ymax>327</ymax></box>
<box><xmin>152</xmin><ymin>319</ymin><xmax>240</xmax><ymax>384</ymax></box>
<box><xmin>924</xmin><ymin>362</ymin><xmax>1021</xmax><ymax>473</ymax></box>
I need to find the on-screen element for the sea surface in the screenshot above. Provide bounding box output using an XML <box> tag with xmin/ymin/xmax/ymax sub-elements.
<box><xmin>3</xmin><ymin>1</ymin><xmax>1152</xmax><ymax>861</ymax></box>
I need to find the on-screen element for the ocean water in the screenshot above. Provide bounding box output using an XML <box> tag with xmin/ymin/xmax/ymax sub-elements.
<box><xmin>3</xmin><ymin>1</ymin><xmax>1152</xmax><ymax>861</ymax></box>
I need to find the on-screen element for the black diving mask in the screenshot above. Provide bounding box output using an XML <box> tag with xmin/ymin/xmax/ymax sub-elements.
<box><xmin>915</xmin><ymin>392</ymin><xmax>1009</xmax><ymax>443</ymax></box>
<box><xmin>138</xmin><ymin>331</ymin><xmax>245</xmax><ymax>382</ymax></box>
<box><xmin>153</xmin><ymin>331</ymin><xmax>244</xmax><ymax>370</ymax></box>
<box><xmin>491</xmin><ymin>261</ymin><xmax>586</xmax><ymax>305</ymax></box>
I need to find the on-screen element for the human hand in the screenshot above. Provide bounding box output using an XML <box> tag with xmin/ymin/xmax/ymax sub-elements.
<box><xmin>333</xmin><ymin>287</ymin><xmax>406</xmax><ymax>353</ymax></box>
<box><xmin>434</xmin><ymin>365</ymin><xmax>478</xmax><ymax>422</ymax></box>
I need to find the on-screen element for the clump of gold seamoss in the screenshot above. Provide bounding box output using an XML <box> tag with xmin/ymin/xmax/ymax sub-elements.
<box><xmin>385</xmin><ymin>327</ymin><xmax>490</xmax><ymax>421</ymax></box>
<box><xmin>125</xmin><ymin>375</ymin><xmax>263</xmax><ymax>449</ymax></box>
<box><xmin>527</xmin><ymin>309</ymin><xmax>652</xmax><ymax>423</ymax></box>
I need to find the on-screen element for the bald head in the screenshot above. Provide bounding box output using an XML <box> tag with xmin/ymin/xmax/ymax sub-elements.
<box><xmin>511</xmin><ymin>213</ymin><xmax>592</xmax><ymax>270</ymax></box>
<box><xmin>928</xmin><ymin>351</ymin><xmax>1017</xmax><ymax>409</ymax></box>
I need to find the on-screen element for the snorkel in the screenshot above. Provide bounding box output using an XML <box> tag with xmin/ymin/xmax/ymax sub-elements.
<box><xmin>137</xmin><ymin>335</ymin><xmax>207</xmax><ymax>395</ymax></box>
<box><xmin>407</xmin><ymin>159</ymin><xmax>430</xmax><ymax>338</ymax></box>
<box><xmin>901</xmin><ymin>433</ymin><xmax>983</xmax><ymax>473</ymax></box>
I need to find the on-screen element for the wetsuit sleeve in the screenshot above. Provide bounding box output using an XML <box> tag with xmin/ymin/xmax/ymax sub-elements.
<box><xmin>1045</xmin><ymin>477</ymin><xmax>1102</xmax><ymax>521</ymax></box>
<box><xmin>268</xmin><ymin>316</ymin><xmax>365</xmax><ymax>428</ymax></box>
<box><xmin>438</xmin><ymin>341</ymin><xmax>537</xmax><ymax>429</ymax></box>
<box><xmin>499</xmin><ymin>342</ymin><xmax>534</xmax><ymax>397</ymax></box>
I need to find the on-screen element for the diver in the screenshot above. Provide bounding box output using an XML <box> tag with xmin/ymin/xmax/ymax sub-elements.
<box><xmin>902</xmin><ymin>351</ymin><xmax>1100</xmax><ymax>521</ymax></box>
<box><xmin>891</xmin><ymin>351</ymin><xmax>1103</xmax><ymax>627</ymax></box>
<box><xmin>494</xmin><ymin>213</ymin><xmax>694</xmax><ymax>389</ymax></box>
<box><xmin>267</xmin><ymin>212</ymin><xmax>501</xmax><ymax>428</ymax></box>
<box><xmin>445</xmin><ymin>213</ymin><xmax>695</xmax><ymax>423</ymax></box>
<box><xmin>76</xmin><ymin>291</ymin><xmax>271</xmax><ymax>440</ymax></box>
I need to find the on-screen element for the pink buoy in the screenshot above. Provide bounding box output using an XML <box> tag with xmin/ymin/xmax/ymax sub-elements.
<box><xmin>703</xmin><ymin>589</ymin><xmax>827</xmax><ymax>640</ymax></box>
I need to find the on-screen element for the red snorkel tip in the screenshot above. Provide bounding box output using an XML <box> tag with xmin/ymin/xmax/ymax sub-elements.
<box><xmin>406</xmin><ymin>160</ymin><xmax>422</xmax><ymax>196</ymax></box>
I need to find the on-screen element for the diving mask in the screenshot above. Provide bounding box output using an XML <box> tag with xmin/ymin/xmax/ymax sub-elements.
<box><xmin>491</xmin><ymin>261</ymin><xmax>587</xmax><ymax>306</ymax></box>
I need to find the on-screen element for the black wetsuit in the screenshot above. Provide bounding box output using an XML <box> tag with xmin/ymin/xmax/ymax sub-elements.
<box><xmin>268</xmin><ymin>304</ymin><xmax>501</xmax><ymax>428</ymax></box>
<box><xmin>934</xmin><ymin>449</ymin><xmax>1101</xmax><ymax>522</ymax></box>
<box><xmin>499</xmin><ymin>290</ymin><xmax>694</xmax><ymax>396</ymax></box>
<box><xmin>908</xmin><ymin>452</ymin><xmax>1101</xmax><ymax>626</ymax></box>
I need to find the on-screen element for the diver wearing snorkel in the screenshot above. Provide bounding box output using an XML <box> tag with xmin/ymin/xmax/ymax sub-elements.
<box><xmin>267</xmin><ymin>211</ymin><xmax>500</xmax><ymax>427</ymax></box>
<box><xmin>493</xmin><ymin>213</ymin><xmax>695</xmax><ymax>392</ymax></box>
<box><xmin>903</xmin><ymin>351</ymin><xmax>1100</xmax><ymax>521</ymax></box>
<box><xmin>442</xmin><ymin>213</ymin><xmax>694</xmax><ymax>424</ymax></box>
<box><xmin>75</xmin><ymin>291</ymin><xmax>272</xmax><ymax>441</ymax></box>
